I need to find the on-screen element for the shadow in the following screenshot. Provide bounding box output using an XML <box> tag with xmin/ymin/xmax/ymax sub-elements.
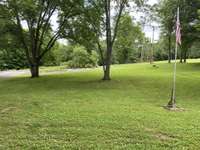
<box><xmin>0</xmin><ymin>62</ymin><xmax>199</xmax><ymax>96</ymax></box>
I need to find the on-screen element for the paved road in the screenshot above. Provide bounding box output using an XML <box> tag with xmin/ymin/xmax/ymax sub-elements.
<box><xmin>0</xmin><ymin>70</ymin><xmax>29</xmax><ymax>78</ymax></box>
<box><xmin>0</xmin><ymin>68</ymin><xmax>92</xmax><ymax>78</ymax></box>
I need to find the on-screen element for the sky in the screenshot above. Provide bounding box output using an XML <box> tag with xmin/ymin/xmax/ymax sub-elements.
<box><xmin>122</xmin><ymin>0</ymin><xmax>160</xmax><ymax>42</ymax></box>
<box><xmin>148</xmin><ymin>0</ymin><xmax>158</xmax><ymax>5</ymax></box>
<box><xmin>143</xmin><ymin>0</ymin><xmax>160</xmax><ymax>41</ymax></box>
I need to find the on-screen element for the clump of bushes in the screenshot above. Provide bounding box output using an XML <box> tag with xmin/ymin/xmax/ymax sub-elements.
<box><xmin>0</xmin><ymin>43</ymin><xmax>99</xmax><ymax>70</ymax></box>
<box><xmin>67</xmin><ymin>45</ymin><xmax>98</xmax><ymax>68</ymax></box>
<box><xmin>0</xmin><ymin>49</ymin><xmax>28</xmax><ymax>70</ymax></box>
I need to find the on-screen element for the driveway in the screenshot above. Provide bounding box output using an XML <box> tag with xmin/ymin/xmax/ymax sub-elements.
<box><xmin>0</xmin><ymin>70</ymin><xmax>29</xmax><ymax>78</ymax></box>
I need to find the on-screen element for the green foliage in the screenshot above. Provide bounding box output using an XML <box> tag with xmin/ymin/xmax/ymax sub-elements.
<box><xmin>1</xmin><ymin>0</ymin><xmax>87</xmax><ymax>77</ymax></box>
<box><xmin>60</xmin><ymin>0</ymin><xmax>99</xmax><ymax>51</ymax></box>
<box><xmin>158</xmin><ymin>0</ymin><xmax>200</xmax><ymax>61</ymax></box>
<box><xmin>90</xmin><ymin>51</ymin><xmax>99</xmax><ymax>67</ymax></box>
<box><xmin>153</xmin><ymin>36</ymin><xmax>172</xmax><ymax>61</ymax></box>
<box><xmin>67</xmin><ymin>45</ymin><xmax>98</xmax><ymax>68</ymax></box>
<box><xmin>158</xmin><ymin>0</ymin><xmax>176</xmax><ymax>34</ymax></box>
<box><xmin>56</xmin><ymin>45</ymin><xmax>74</xmax><ymax>63</ymax></box>
<box><xmin>42</xmin><ymin>43</ymin><xmax>60</xmax><ymax>66</ymax></box>
<box><xmin>0</xmin><ymin>48</ymin><xmax>28</xmax><ymax>70</ymax></box>
<box><xmin>114</xmin><ymin>14</ymin><xmax>145</xmax><ymax>64</ymax></box>
<box><xmin>196</xmin><ymin>9</ymin><xmax>200</xmax><ymax>31</ymax></box>
<box><xmin>154</xmin><ymin>44</ymin><xmax>168</xmax><ymax>61</ymax></box>
<box><xmin>0</xmin><ymin>15</ymin><xmax>28</xmax><ymax>70</ymax></box>
<box><xmin>189</xmin><ymin>42</ymin><xmax>200</xmax><ymax>58</ymax></box>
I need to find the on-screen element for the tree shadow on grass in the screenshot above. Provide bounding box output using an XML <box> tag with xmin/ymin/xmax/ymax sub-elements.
<box><xmin>0</xmin><ymin>62</ymin><xmax>199</xmax><ymax>98</ymax></box>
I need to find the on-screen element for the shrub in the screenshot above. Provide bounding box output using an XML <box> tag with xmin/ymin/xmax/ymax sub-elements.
<box><xmin>67</xmin><ymin>45</ymin><xmax>98</xmax><ymax>68</ymax></box>
<box><xmin>0</xmin><ymin>48</ymin><xmax>28</xmax><ymax>70</ymax></box>
<box><xmin>56</xmin><ymin>45</ymin><xmax>73</xmax><ymax>63</ymax></box>
<box><xmin>89</xmin><ymin>51</ymin><xmax>99</xmax><ymax>67</ymax></box>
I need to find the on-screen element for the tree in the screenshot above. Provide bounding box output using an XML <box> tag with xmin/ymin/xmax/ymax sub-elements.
<box><xmin>197</xmin><ymin>9</ymin><xmax>200</xmax><ymax>30</ymax></box>
<box><xmin>3</xmin><ymin>0</ymin><xmax>82</xmax><ymax>77</ymax></box>
<box><xmin>63</xmin><ymin>0</ymin><xmax>128</xmax><ymax>80</ymax></box>
<box><xmin>114</xmin><ymin>13</ymin><xmax>144</xmax><ymax>64</ymax></box>
<box><xmin>158</xmin><ymin>0</ymin><xmax>177</xmax><ymax>63</ymax></box>
<box><xmin>80</xmin><ymin>0</ymin><xmax>145</xmax><ymax>80</ymax></box>
<box><xmin>158</xmin><ymin>0</ymin><xmax>200</xmax><ymax>63</ymax></box>
<box><xmin>178</xmin><ymin>0</ymin><xmax>200</xmax><ymax>63</ymax></box>
<box><xmin>153</xmin><ymin>36</ymin><xmax>169</xmax><ymax>61</ymax></box>
<box><xmin>189</xmin><ymin>41</ymin><xmax>200</xmax><ymax>58</ymax></box>
<box><xmin>0</xmin><ymin>33</ymin><xmax>28</xmax><ymax>70</ymax></box>
<box><xmin>61</xmin><ymin>0</ymin><xmax>145</xmax><ymax>80</ymax></box>
<box><xmin>101</xmin><ymin>0</ymin><xmax>127</xmax><ymax>80</ymax></box>
<box><xmin>0</xmin><ymin>2</ymin><xmax>28</xmax><ymax>70</ymax></box>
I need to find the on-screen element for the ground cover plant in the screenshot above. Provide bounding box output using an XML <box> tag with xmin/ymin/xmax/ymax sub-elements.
<box><xmin>0</xmin><ymin>60</ymin><xmax>200</xmax><ymax>149</ymax></box>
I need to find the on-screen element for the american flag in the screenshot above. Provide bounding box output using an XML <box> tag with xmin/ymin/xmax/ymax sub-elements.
<box><xmin>176</xmin><ymin>8</ymin><xmax>181</xmax><ymax>45</ymax></box>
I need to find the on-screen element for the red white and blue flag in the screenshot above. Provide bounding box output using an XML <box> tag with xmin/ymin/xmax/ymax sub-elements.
<box><xmin>176</xmin><ymin>8</ymin><xmax>181</xmax><ymax>45</ymax></box>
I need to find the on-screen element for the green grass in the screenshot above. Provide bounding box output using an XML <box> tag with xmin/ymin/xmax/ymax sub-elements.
<box><xmin>1</xmin><ymin>60</ymin><xmax>200</xmax><ymax>149</ymax></box>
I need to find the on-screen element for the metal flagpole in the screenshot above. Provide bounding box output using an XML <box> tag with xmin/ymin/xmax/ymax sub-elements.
<box><xmin>168</xmin><ymin>7</ymin><xmax>180</xmax><ymax>108</ymax></box>
<box><xmin>171</xmin><ymin>35</ymin><xmax>178</xmax><ymax>107</ymax></box>
<box><xmin>150</xmin><ymin>26</ymin><xmax>155</xmax><ymax>64</ymax></box>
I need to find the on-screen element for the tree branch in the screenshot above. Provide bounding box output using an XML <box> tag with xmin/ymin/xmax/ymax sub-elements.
<box><xmin>38</xmin><ymin>5</ymin><xmax>57</xmax><ymax>55</ymax></box>
<box><xmin>38</xmin><ymin>32</ymin><xmax>59</xmax><ymax>60</ymax></box>
<box><xmin>111</xmin><ymin>1</ymin><xmax>125</xmax><ymax>46</ymax></box>
<box><xmin>14</xmin><ymin>9</ymin><xmax>32</xmax><ymax>64</ymax></box>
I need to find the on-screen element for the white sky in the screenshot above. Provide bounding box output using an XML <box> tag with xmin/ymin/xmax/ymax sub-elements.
<box><xmin>148</xmin><ymin>0</ymin><xmax>158</xmax><ymax>5</ymax></box>
<box><xmin>144</xmin><ymin>0</ymin><xmax>160</xmax><ymax>41</ymax></box>
<box><xmin>128</xmin><ymin>0</ymin><xmax>160</xmax><ymax>42</ymax></box>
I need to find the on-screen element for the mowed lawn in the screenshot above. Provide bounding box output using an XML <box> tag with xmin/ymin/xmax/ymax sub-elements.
<box><xmin>0</xmin><ymin>60</ymin><xmax>200</xmax><ymax>149</ymax></box>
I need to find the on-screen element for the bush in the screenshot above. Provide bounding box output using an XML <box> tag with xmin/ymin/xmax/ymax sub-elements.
<box><xmin>89</xmin><ymin>51</ymin><xmax>99</xmax><ymax>67</ymax></box>
<box><xmin>56</xmin><ymin>45</ymin><xmax>73</xmax><ymax>64</ymax></box>
<box><xmin>42</xmin><ymin>51</ymin><xmax>59</xmax><ymax>66</ymax></box>
<box><xmin>67</xmin><ymin>45</ymin><xmax>98</xmax><ymax>68</ymax></box>
<box><xmin>0</xmin><ymin>48</ymin><xmax>28</xmax><ymax>70</ymax></box>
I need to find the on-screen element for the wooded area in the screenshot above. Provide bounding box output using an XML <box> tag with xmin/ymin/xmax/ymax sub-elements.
<box><xmin>1</xmin><ymin>0</ymin><xmax>199</xmax><ymax>79</ymax></box>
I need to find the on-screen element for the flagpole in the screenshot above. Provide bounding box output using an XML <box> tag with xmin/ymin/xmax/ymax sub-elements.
<box><xmin>172</xmin><ymin>34</ymin><xmax>178</xmax><ymax>107</ymax></box>
<box><xmin>168</xmin><ymin>7</ymin><xmax>179</xmax><ymax>108</ymax></box>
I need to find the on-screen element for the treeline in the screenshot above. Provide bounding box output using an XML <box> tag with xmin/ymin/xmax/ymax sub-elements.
<box><xmin>0</xmin><ymin>0</ymin><xmax>132</xmax><ymax>79</ymax></box>
<box><xmin>157</xmin><ymin>0</ymin><xmax>200</xmax><ymax>63</ymax></box>
<box><xmin>0</xmin><ymin>13</ymin><xmax>169</xmax><ymax>71</ymax></box>
<box><xmin>0</xmin><ymin>11</ymin><xmax>149</xmax><ymax>71</ymax></box>
<box><xmin>0</xmin><ymin>11</ymin><xmax>176</xmax><ymax>71</ymax></box>
<box><xmin>0</xmin><ymin>0</ymin><xmax>200</xmax><ymax>80</ymax></box>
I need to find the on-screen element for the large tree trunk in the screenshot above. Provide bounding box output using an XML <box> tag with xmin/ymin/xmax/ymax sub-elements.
<box><xmin>180</xmin><ymin>49</ymin><xmax>183</xmax><ymax>63</ymax></box>
<box><xmin>103</xmin><ymin>65</ymin><xmax>111</xmax><ymax>80</ymax></box>
<box><xmin>184</xmin><ymin>58</ymin><xmax>187</xmax><ymax>63</ymax></box>
<box><xmin>103</xmin><ymin>39</ymin><xmax>112</xmax><ymax>80</ymax></box>
<box><xmin>168</xmin><ymin>33</ymin><xmax>171</xmax><ymax>63</ymax></box>
<box><xmin>150</xmin><ymin>43</ymin><xmax>154</xmax><ymax>64</ymax></box>
<box><xmin>183</xmin><ymin>49</ymin><xmax>187</xmax><ymax>63</ymax></box>
<box><xmin>140</xmin><ymin>45</ymin><xmax>144</xmax><ymax>62</ymax></box>
<box><xmin>30</xmin><ymin>64</ymin><xmax>39</xmax><ymax>78</ymax></box>
<box><xmin>102</xmin><ymin>0</ymin><xmax>125</xmax><ymax>80</ymax></box>
<box><xmin>30</xmin><ymin>60</ymin><xmax>39</xmax><ymax>78</ymax></box>
<box><xmin>103</xmin><ymin>46</ymin><xmax>112</xmax><ymax>80</ymax></box>
<box><xmin>103</xmin><ymin>0</ymin><xmax>112</xmax><ymax>81</ymax></box>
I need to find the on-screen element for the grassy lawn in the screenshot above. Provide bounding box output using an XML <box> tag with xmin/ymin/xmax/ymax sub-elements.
<box><xmin>0</xmin><ymin>61</ymin><xmax>200</xmax><ymax>149</ymax></box>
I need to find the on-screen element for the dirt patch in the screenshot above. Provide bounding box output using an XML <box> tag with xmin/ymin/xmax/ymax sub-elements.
<box><xmin>1</xmin><ymin>107</ymin><xmax>18</xmax><ymax>114</ymax></box>
<box><xmin>145</xmin><ymin>128</ymin><xmax>175</xmax><ymax>141</ymax></box>
<box><xmin>163</xmin><ymin>106</ymin><xmax>186</xmax><ymax>112</ymax></box>
<box><xmin>153</xmin><ymin>132</ymin><xmax>174</xmax><ymax>141</ymax></box>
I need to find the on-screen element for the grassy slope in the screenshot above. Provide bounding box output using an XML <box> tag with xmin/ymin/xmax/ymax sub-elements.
<box><xmin>0</xmin><ymin>60</ymin><xmax>200</xmax><ymax>149</ymax></box>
